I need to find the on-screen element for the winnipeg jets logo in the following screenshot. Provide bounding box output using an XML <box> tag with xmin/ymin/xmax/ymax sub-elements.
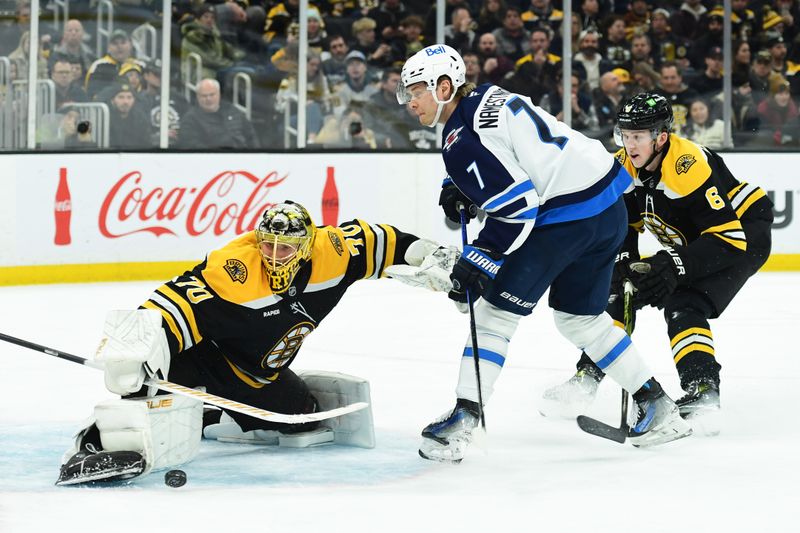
<box><xmin>443</xmin><ymin>126</ymin><xmax>463</xmax><ymax>152</ymax></box>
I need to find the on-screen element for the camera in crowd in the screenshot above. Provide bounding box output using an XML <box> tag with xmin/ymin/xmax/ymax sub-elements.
<box><xmin>348</xmin><ymin>121</ymin><xmax>363</xmax><ymax>136</ymax></box>
<box><xmin>77</xmin><ymin>121</ymin><xmax>91</xmax><ymax>135</ymax></box>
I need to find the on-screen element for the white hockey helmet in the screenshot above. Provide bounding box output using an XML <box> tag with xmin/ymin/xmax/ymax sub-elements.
<box><xmin>397</xmin><ymin>44</ymin><xmax>466</xmax><ymax>106</ymax></box>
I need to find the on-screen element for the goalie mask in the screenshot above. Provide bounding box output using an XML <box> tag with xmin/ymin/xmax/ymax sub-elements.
<box><xmin>256</xmin><ymin>201</ymin><xmax>316</xmax><ymax>293</ymax></box>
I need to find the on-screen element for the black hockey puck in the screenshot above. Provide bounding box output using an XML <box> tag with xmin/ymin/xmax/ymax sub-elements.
<box><xmin>164</xmin><ymin>469</ymin><xmax>187</xmax><ymax>488</ymax></box>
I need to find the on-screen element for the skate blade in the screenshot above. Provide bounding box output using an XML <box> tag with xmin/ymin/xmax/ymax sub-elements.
<box><xmin>683</xmin><ymin>408</ymin><xmax>721</xmax><ymax>437</ymax></box>
<box><xmin>418</xmin><ymin>448</ymin><xmax>463</xmax><ymax>464</ymax></box>
<box><xmin>631</xmin><ymin>423</ymin><xmax>693</xmax><ymax>448</ymax></box>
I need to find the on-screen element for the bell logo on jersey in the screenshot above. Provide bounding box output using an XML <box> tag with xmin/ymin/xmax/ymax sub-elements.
<box><xmin>261</xmin><ymin>322</ymin><xmax>315</xmax><ymax>369</ymax></box>
<box><xmin>443</xmin><ymin>126</ymin><xmax>463</xmax><ymax>152</ymax></box>
<box><xmin>675</xmin><ymin>154</ymin><xmax>696</xmax><ymax>175</ymax></box>
<box><xmin>224</xmin><ymin>259</ymin><xmax>248</xmax><ymax>283</ymax></box>
<box><xmin>425</xmin><ymin>45</ymin><xmax>446</xmax><ymax>56</ymax></box>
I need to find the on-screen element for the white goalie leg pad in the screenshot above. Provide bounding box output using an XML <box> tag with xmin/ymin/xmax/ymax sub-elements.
<box><xmin>553</xmin><ymin>310</ymin><xmax>651</xmax><ymax>393</ymax></box>
<box><xmin>203</xmin><ymin>411</ymin><xmax>333</xmax><ymax>447</ymax></box>
<box><xmin>94</xmin><ymin>394</ymin><xmax>203</xmax><ymax>475</ymax></box>
<box><xmin>455</xmin><ymin>300</ymin><xmax>521</xmax><ymax>403</ymax></box>
<box><xmin>297</xmin><ymin>370</ymin><xmax>375</xmax><ymax>449</ymax></box>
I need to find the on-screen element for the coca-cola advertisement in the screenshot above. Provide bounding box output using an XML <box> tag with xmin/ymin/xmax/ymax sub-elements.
<box><xmin>5</xmin><ymin>153</ymin><xmax>427</xmax><ymax>268</ymax></box>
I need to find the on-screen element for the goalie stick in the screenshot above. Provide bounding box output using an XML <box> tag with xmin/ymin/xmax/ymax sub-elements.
<box><xmin>0</xmin><ymin>331</ymin><xmax>368</xmax><ymax>424</ymax></box>
<box><xmin>576</xmin><ymin>279</ymin><xmax>635</xmax><ymax>443</ymax></box>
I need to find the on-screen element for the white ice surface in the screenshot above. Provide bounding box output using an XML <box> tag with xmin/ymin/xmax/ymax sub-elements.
<box><xmin>0</xmin><ymin>273</ymin><xmax>796</xmax><ymax>532</ymax></box>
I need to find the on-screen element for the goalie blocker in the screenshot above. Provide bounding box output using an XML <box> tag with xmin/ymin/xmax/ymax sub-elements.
<box><xmin>57</xmin><ymin>371</ymin><xmax>374</xmax><ymax>485</ymax></box>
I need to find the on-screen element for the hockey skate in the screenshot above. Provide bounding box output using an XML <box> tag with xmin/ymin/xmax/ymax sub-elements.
<box><xmin>56</xmin><ymin>444</ymin><xmax>146</xmax><ymax>486</ymax></box>
<box><xmin>539</xmin><ymin>365</ymin><xmax>603</xmax><ymax>419</ymax></box>
<box><xmin>419</xmin><ymin>399</ymin><xmax>480</xmax><ymax>464</ymax></box>
<box><xmin>676</xmin><ymin>379</ymin><xmax>721</xmax><ymax>437</ymax></box>
<box><xmin>628</xmin><ymin>380</ymin><xmax>692</xmax><ymax>447</ymax></box>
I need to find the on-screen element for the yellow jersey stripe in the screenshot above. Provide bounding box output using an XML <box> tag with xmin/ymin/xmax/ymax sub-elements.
<box><xmin>712</xmin><ymin>233</ymin><xmax>747</xmax><ymax>251</ymax></box>
<box><xmin>357</xmin><ymin>220</ymin><xmax>376</xmax><ymax>279</ymax></box>
<box><xmin>674</xmin><ymin>343</ymin><xmax>715</xmax><ymax>364</ymax></box>
<box><xmin>702</xmin><ymin>220</ymin><xmax>743</xmax><ymax>235</ymax></box>
<box><xmin>727</xmin><ymin>182</ymin><xmax>747</xmax><ymax>199</ymax></box>
<box><xmin>735</xmin><ymin>188</ymin><xmax>766</xmax><ymax>219</ymax></box>
<box><xmin>224</xmin><ymin>356</ymin><xmax>266</xmax><ymax>389</ymax></box>
<box><xmin>142</xmin><ymin>300</ymin><xmax>184</xmax><ymax>353</ymax></box>
<box><xmin>670</xmin><ymin>327</ymin><xmax>713</xmax><ymax>348</ymax></box>
<box><xmin>378</xmin><ymin>224</ymin><xmax>397</xmax><ymax>272</ymax></box>
<box><xmin>158</xmin><ymin>285</ymin><xmax>203</xmax><ymax>346</ymax></box>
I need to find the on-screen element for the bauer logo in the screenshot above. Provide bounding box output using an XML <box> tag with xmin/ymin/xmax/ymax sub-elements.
<box><xmin>425</xmin><ymin>45</ymin><xmax>446</xmax><ymax>56</ymax></box>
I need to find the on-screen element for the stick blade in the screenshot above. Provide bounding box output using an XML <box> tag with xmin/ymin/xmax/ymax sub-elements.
<box><xmin>576</xmin><ymin>415</ymin><xmax>628</xmax><ymax>444</ymax></box>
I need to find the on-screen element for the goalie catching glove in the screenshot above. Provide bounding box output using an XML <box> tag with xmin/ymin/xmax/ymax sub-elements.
<box><xmin>629</xmin><ymin>248</ymin><xmax>691</xmax><ymax>309</ymax></box>
<box><xmin>385</xmin><ymin>239</ymin><xmax>460</xmax><ymax>293</ymax></box>
<box><xmin>95</xmin><ymin>309</ymin><xmax>171</xmax><ymax>396</ymax></box>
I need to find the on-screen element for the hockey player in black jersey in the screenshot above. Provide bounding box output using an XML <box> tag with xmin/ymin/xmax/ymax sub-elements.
<box><xmin>56</xmin><ymin>201</ymin><xmax>458</xmax><ymax>485</ymax></box>
<box><xmin>541</xmin><ymin>93</ymin><xmax>774</xmax><ymax>435</ymax></box>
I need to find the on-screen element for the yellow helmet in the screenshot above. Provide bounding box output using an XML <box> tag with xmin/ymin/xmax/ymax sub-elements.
<box><xmin>255</xmin><ymin>201</ymin><xmax>316</xmax><ymax>293</ymax></box>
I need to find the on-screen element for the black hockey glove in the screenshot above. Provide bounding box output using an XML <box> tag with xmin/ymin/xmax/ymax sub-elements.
<box><xmin>449</xmin><ymin>245</ymin><xmax>504</xmax><ymax>303</ymax></box>
<box><xmin>439</xmin><ymin>183</ymin><xmax>478</xmax><ymax>224</ymax></box>
<box><xmin>629</xmin><ymin>249</ymin><xmax>690</xmax><ymax>309</ymax></box>
<box><xmin>610</xmin><ymin>249</ymin><xmax>639</xmax><ymax>297</ymax></box>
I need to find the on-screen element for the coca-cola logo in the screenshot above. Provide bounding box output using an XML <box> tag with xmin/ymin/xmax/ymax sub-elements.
<box><xmin>99</xmin><ymin>170</ymin><xmax>288</xmax><ymax>238</ymax></box>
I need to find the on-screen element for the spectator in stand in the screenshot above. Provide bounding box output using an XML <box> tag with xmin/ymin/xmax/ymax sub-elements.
<box><xmin>578</xmin><ymin>0</ymin><xmax>603</xmax><ymax>31</ymax></box>
<box><xmin>306</xmin><ymin>10</ymin><xmax>329</xmax><ymax>51</ymax></box>
<box><xmin>622</xmin><ymin>0</ymin><xmax>650</xmax><ymax>40</ymax></box>
<box><xmin>684</xmin><ymin>98</ymin><xmax>725</xmax><ymax>149</ymax></box>
<box><xmin>180</xmin><ymin>78</ymin><xmax>259</xmax><ymax>149</ymax></box>
<box><xmin>215</xmin><ymin>0</ymin><xmax>267</xmax><ymax>62</ymax></box>
<box><xmin>120</xmin><ymin>62</ymin><xmax>145</xmax><ymax>95</ymax></box>
<box><xmin>476</xmin><ymin>0</ymin><xmax>506</xmax><ymax>35</ymax></box>
<box><xmin>322</xmin><ymin>35</ymin><xmax>350</xmax><ymax>86</ymax></box>
<box><xmin>600</xmin><ymin>15</ymin><xmax>630</xmax><ymax>68</ymax></box>
<box><xmin>632</xmin><ymin>61</ymin><xmax>660</xmax><ymax>93</ymax></box>
<box><xmin>766</xmin><ymin>35</ymin><xmax>791</xmax><ymax>78</ymax></box>
<box><xmin>390</xmin><ymin>15</ymin><xmax>426</xmax><ymax>63</ymax></box>
<box><xmin>49</xmin><ymin>19</ymin><xmax>94</xmax><ymax>73</ymax></box>
<box><xmin>331</xmin><ymin>50</ymin><xmax>379</xmax><ymax>111</ymax></box>
<box><xmin>656</xmin><ymin>61</ymin><xmax>698</xmax><ymax>135</ymax></box>
<box><xmin>394</xmin><ymin>104</ymin><xmax>438</xmax><ymax>150</ymax></box>
<box><xmin>691</xmin><ymin>46</ymin><xmax>724</xmax><ymax>110</ymax></box>
<box><xmin>275</xmin><ymin>50</ymin><xmax>331</xmax><ymax>144</ymax></box>
<box><xmin>492</xmin><ymin>7</ymin><xmax>531</xmax><ymax>62</ymax></box>
<box><xmin>50</xmin><ymin>58</ymin><xmax>88</xmax><ymax>109</ymax></box>
<box><xmin>732</xmin><ymin>40</ymin><xmax>753</xmax><ymax>87</ymax></box>
<box><xmin>367</xmin><ymin>67</ymin><xmax>407</xmax><ymax>148</ymax></box>
<box><xmin>263</xmin><ymin>0</ymin><xmax>318</xmax><ymax>44</ymax></box>
<box><xmin>38</xmin><ymin>106</ymin><xmax>81</xmax><ymax>149</ymax></box>
<box><xmin>85</xmin><ymin>30</ymin><xmax>141</xmax><ymax>100</ymax></box>
<box><xmin>732</xmin><ymin>0</ymin><xmax>757</xmax><ymax>42</ymax></box>
<box><xmin>462</xmin><ymin>51</ymin><xmax>482</xmax><ymax>85</ymax></box>
<box><xmin>368</xmin><ymin>0</ymin><xmax>410</xmax><ymax>44</ymax></box>
<box><xmin>750</xmin><ymin>50</ymin><xmax>783</xmax><ymax>107</ymax></box>
<box><xmin>138</xmin><ymin>59</ymin><xmax>188</xmax><ymax>145</ymax></box>
<box><xmin>476</xmin><ymin>32</ymin><xmax>514</xmax><ymax>84</ymax></box>
<box><xmin>351</xmin><ymin>17</ymin><xmax>392</xmax><ymax>69</ymax></box>
<box><xmin>0</xmin><ymin>0</ymin><xmax>30</xmax><ymax>56</ymax></box>
<box><xmin>315</xmin><ymin>101</ymin><xmax>381</xmax><ymax>149</ymax></box>
<box><xmin>593</xmin><ymin>70</ymin><xmax>627</xmax><ymax>128</ymax></box>
<box><xmin>9</xmin><ymin>30</ymin><xmax>47</xmax><ymax>81</ymax></box>
<box><xmin>759</xmin><ymin>8</ymin><xmax>788</xmax><ymax>50</ymax></box>
<box><xmin>757</xmin><ymin>78</ymin><xmax>800</xmax><ymax>146</ymax></box>
<box><xmin>108</xmin><ymin>82</ymin><xmax>153</xmax><ymax>150</ymax></box>
<box><xmin>574</xmin><ymin>28</ymin><xmax>611</xmax><ymax>91</ymax></box>
<box><xmin>629</xmin><ymin>33</ymin><xmax>654</xmax><ymax>72</ymax></box>
<box><xmin>444</xmin><ymin>6</ymin><xmax>477</xmax><ymax>55</ymax></box>
<box><xmin>669</xmin><ymin>0</ymin><xmax>707</xmax><ymax>42</ymax></box>
<box><xmin>521</xmin><ymin>0</ymin><xmax>564</xmax><ymax>34</ymax></box>
<box><xmin>505</xmin><ymin>26</ymin><xmax>561</xmax><ymax>104</ymax></box>
<box><xmin>65</xmin><ymin>54</ymin><xmax>85</xmax><ymax>88</ymax></box>
<box><xmin>181</xmin><ymin>4</ymin><xmax>247</xmax><ymax>87</ymax></box>
<box><xmin>648</xmin><ymin>8</ymin><xmax>688</xmax><ymax>69</ymax></box>
<box><xmin>539</xmin><ymin>71</ymin><xmax>598</xmax><ymax>131</ymax></box>
<box><xmin>687</xmin><ymin>8</ymin><xmax>724</xmax><ymax>70</ymax></box>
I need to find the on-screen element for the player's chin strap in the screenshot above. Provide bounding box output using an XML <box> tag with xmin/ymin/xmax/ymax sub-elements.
<box><xmin>425</xmin><ymin>88</ymin><xmax>457</xmax><ymax>128</ymax></box>
<box><xmin>640</xmin><ymin>131</ymin><xmax>669</xmax><ymax>170</ymax></box>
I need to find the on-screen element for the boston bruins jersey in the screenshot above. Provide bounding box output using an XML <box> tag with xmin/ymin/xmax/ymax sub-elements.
<box><xmin>141</xmin><ymin>220</ymin><xmax>416</xmax><ymax>388</ymax></box>
<box><xmin>615</xmin><ymin>135</ymin><xmax>772</xmax><ymax>278</ymax></box>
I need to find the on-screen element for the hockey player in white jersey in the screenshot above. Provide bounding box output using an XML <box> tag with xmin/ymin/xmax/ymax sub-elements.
<box><xmin>397</xmin><ymin>44</ymin><xmax>691</xmax><ymax>462</ymax></box>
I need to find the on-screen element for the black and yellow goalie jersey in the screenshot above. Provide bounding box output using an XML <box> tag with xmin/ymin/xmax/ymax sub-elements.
<box><xmin>141</xmin><ymin>220</ymin><xmax>417</xmax><ymax>387</ymax></box>
<box><xmin>615</xmin><ymin>134</ymin><xmax>772</xmax><ymax>278</ymax></box>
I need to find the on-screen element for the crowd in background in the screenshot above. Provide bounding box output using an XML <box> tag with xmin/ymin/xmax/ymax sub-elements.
<box><xmin>0</xmin><ymin>0</ymin><xmax>799</xmax><ymax>151</ymax></box>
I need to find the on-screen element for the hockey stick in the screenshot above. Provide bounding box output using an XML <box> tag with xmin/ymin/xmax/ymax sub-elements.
<box><xmin>576</xmin><ymin>280</ymin><xmax>635</xmax><ymax>443</ymax></box>
<box><xmin>459</xmin><ymin>204</ymin><xmax>486</xmax><ymax>430</ymax></box>
<box><xmin>0</xmin><ymin>331</ymin><xmax>368</xmax><ymax>424</ymax></box>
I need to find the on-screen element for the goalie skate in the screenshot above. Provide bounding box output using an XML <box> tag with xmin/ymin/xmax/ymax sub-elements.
<box><xmin>628</xmin><ymin>387</ymin><xmax>692</xmax><ymax>448</ymax></box>
<box><xmin>539</xmin><ymin>366</ymin><xmax>602</xmax><ymax>418</ymax></box>
<box><xmin>56</xmin><ymin>445</ymin><xmax>146</xmax><ymax>486</ymax></box>
<box><xmin>418</xmin><ymin>399</ymin><xmax>480</xmax><ymax>464</ymax></box>
<box><xmin>677</xmin><ymin>380</ymin><xmax>721</xmax><ymax>437</ymax></box>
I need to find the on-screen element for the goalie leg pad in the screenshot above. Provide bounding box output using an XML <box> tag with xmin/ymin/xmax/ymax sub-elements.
<box><xmin>297</xmin><ymin>370</ymin><xmax>375</xmax><ymax>449</ymax></box>
<box><xmin>94</xmin><ymin>394</ymin><xmax>203</xmax><ymax>475</ymax></box>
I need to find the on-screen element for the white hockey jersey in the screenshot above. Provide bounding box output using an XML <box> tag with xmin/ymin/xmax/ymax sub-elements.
<box><xmin>441</xmin><ymin>83</ymin><xmax>631</xmax><ymax>255</ymax></box>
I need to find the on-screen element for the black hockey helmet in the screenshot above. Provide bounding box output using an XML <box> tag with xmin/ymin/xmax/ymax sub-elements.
<box><xmin>616</xmin><ymin>92</ymin><xmax>673</xmax><ymax>133</ymax></box>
